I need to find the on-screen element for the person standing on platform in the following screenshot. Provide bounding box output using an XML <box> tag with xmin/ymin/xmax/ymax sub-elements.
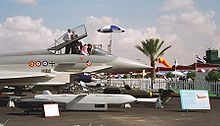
<box><xmin>63</xmin><ymin>29</ymin><xmax>72</xmax><ymax>54</ymax></box>
<box><xmin>71</xmin><ymin>31</ymin><xmax>78</xmax><ymax>54</ymax></box>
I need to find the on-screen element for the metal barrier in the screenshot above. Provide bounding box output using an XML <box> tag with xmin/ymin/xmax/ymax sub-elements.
<box><xmin>167</xmin><ymin>81</ymin><xmax>220</xmax><ymax>96</ymax></box>
<box><xmin>98</xmin><ymin>78</ymin><xmax>167</xmax><ymax>91</ymax></box>
<box><xmin>98</xmin><ymin>79</ymin><xmax>220</xmax><ymax>96</ymax></box>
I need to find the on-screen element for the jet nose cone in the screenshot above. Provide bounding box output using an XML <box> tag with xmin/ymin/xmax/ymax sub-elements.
<box><xmin>125</xmin><ymin>95</ymin><xmax>137</xmax><ymax>103</ymax></box>
<box><xmin>130</xmin><ymin>95</ymin><xmax>138</xmax><ymax>103</ymax></box>
<box><xmin>112</xmin><ymin>57</ymin><xmax>152</xmax><ymax>72</ymax></box>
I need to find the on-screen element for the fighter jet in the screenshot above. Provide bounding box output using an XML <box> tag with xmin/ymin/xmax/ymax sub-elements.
<box><xmin>0</xmin><ymin>24</ymin><xmax>151</xmax><ymax>88</ymax></box>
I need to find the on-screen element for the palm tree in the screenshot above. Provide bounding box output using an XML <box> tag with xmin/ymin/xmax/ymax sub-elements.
<box><xmin>135</xmin><ymin>38</ymin><xmax>171</xmax><ymax>89</ymax></box>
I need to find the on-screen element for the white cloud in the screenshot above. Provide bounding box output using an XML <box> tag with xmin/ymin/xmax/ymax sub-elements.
<box><xmin>157</xmin><ymin>0</ymin><xmax>220</xmax><ymax>65</ymax></box>
<box><xmin>15</xmin><ymin>0</ymin><xmax>37</xmax><ymax>5</ymax></box>
<box><xmin>113</xmin><ymin>27</ymin><xmax>160</xmax><ymax>63</ymax></box>
<box><xmin>212</xmin><ymin>27</ymin><xmax>220</xmax><ymax>50</ymax></box>
<box><xmin>1</xmin><ymin>10</ymin><xmax>219</xmax><ymax>66</ymax></box>
<box><xmin>84</xmin><ymin>16</ymin><xmax>160</xmax><ymax>64</ymax></box>
<box><xmin>0</xmin><ymin>16</ymin><xmax>60</xmax><ymax>53</ymax></box>
<box><xmin>158</xmin><ymin>9</ymin><xmax>217</xmax><ymax>65</ymax></box>
<box><xmin>159</xmin><ymin>10</ymin><xmax>216</xmax><ymax>37</ymax></box>
<box><xmin>3</xmin><ymin>16</ymin><xmax>44</xmax><ymax>32</ymax></box>
<box><xmin>85</xmin><ymin>16</ymin><xmax>123</xmax><ymax>53</ymax></box>
<box><xmin>84</xmin><ymin>16</ymin><xmax>122</xmax><ymax>49</ymax></box>
<box><xmin>161</xmin><ymin>0</ymin><xmax>195</xmax><ymax>12</ymax></box>
<box><xmin>84</xmin><ymin>8</ymin><xmax>219</xmax><ymax>66</ymax></box>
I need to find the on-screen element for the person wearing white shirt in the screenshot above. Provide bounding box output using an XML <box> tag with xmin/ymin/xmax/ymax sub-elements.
<box><xmin>63</xmin><ymin>29</ymin><xmax>72</xmax><ymax>54</ymax></box>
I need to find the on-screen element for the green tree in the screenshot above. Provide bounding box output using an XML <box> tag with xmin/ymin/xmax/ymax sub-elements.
<box><xmin>166</xmin><ymin>72</ymin><xmax>174</xmax><ymax>78</ymax></box>
<box><xmin>187</xmin><ymin>71</ymin><xmax>196</xmax><ymax>81</ymax></box>
<box><xmin>206</xmin><ymin>71</ymin><xmax>220</xmax><ymax>82</ymax></box>
<box><xmin>135</xmin><ymin>38</ymin><xmax>171</xmax><ymax>89</ymax></box>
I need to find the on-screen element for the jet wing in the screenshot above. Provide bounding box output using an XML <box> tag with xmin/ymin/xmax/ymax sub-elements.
<box><xmin>70</xmin><ymin>94</ymin><xmax>87</xmax><ymax>103</ymax></box>
<box><xmin>54</xmin><ymin>62</ymin><xmax>112</xmax><ymax>73</ymax></box>
<box><xmin>66</xmin><ymin>94</ymin><xmax>87</xmax><ymax>109</ymax></box>
<box><xmin>82</xmin><ymin>66</ymin><xmax>112</xmax><ymax>73</ymax></box>
<box><xmin>0</xmin><ymin>71</ymin><xmax>55</xmax><ymax>84</ymax></box>
<box><xmin>54</xmin><ymin>62</ymin><xmax>76</xmax><ymax>72</ymax></box>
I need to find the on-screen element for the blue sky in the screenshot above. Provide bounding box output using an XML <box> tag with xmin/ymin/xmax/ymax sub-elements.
<box><xmin>1</xmin><ymin>0</ymin><xmax>219</xmax><ymax>29</ymax></box>
<box><xmin>0</xmin><ymin>0</ymin><xmax>165</xmax><ymax>29</ymax></box>
<box><xmin>0</xmin><ymin>0</ymin><xmax>220</xmax><ymax>65</ymax></box>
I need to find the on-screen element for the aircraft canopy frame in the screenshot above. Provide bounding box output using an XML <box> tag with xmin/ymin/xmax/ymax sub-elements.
<box><xmin>48</xmin><ymin>24</ymin><xmax>87</xmax><ymax>51</ymax></box>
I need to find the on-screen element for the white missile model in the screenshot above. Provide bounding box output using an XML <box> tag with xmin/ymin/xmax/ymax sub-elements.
<box><xmin>15</xmin><ymin>90</ymin><xmax>137</xmax><ymax>111</ymax></box>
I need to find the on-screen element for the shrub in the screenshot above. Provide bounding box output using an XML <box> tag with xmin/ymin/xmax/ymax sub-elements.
<box><xmin>187</xmin><ymin>71</ymin><xmax>196</xmax><ymax>81</ymax></box>
<box><xmin>166</xmin><ymin>72</ymin><xmax>174</xmax><ymax>78</ymax></box>
<box><xmin>205</xmin><ymin>71</ymin><xmax>220</xmax><ymax>82</ymax></box>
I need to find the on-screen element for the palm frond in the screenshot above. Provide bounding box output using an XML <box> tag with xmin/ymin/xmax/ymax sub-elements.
<box><xmin>156</xmin><ymin>41</ymin><xmax>164</xmax><ymax>52</ymax></box>
<box><xmin>136</xmin><ymin>38</ymin><xmax>171</xmax><ymax>63</ymax></box>
<box><xmin>156</xmin><ymin>45</ymin><xmax>172</xmax><ymax>60</ymax></box>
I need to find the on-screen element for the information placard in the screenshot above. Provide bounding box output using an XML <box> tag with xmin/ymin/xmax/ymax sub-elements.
<box><xmin>44</xmin><ymin>104</ymin><xmax>60</xmax><ymax>117</ymax></box>
<box><xmin>180</xmin><ymin>90</ymin><xmax>211</xmax><ymax>110</ymax></box>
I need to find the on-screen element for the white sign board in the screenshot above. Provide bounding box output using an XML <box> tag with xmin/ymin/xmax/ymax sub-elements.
<box><xmin>180</xmin><ymin>90</ymin><xmax>211</xmax><ymax>110</ymax></box>
<box><xmin>44</xmin><ymin>104</ymin><xmax>60</xmax><ymax>117</ymax></box>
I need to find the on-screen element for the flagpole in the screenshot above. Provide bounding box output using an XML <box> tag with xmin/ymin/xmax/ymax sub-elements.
<box><xmin>107</xmin><ymin>33</ymin><xmax>112</xmax><ymax>53</ymax></box>
<box><xmin>175</xmin><ymin>64</ymin><xmax>177</xmax><ymax>81</ymax></box>
<box><xmin>174</xmin><ymin>57</ymin><xmax>178</xmax><ymax>82</ymax></box>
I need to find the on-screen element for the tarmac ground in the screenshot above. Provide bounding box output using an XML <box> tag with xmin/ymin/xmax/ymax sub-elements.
<box><xmin>0</xmin><ymin>97</ymin><xmax>220</xmax><ymax>126</ymax></box>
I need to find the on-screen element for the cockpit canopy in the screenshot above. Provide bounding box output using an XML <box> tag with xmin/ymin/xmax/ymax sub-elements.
<box><xmin>48</xmin><ymin>24</ymin><xmax>112</xmax><ymax>56</ymax></box>
<box><xmin>48</xmin><ymin>24</ymin><xmax>87</xmax><ymax>51</ymax></box>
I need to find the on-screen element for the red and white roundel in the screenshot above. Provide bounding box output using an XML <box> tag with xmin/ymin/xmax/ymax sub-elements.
<box><xmin>35</xmin><ymin>61</ymin><xmax>41</xmax><ymax>67</ymax></box>
<box><xmin>28</xmin><ymin>61</ymin><xmax>35</xmax><ymax>67</ymax></box>
<box><xmin>86</xmin><ymin>60</ymin><xmax>92</xmax><ymax>66</ymax></box>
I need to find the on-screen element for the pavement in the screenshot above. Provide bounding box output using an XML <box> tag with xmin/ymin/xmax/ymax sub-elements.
<box><xmin>0</xmin><ymin>97</ymin><xmax>220</xmax><ymax>126</ymax></box>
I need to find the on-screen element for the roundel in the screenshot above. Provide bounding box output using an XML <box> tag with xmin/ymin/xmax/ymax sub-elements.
<box><xmin>42</xmin><ymin>61</ymin><xmax>48</xmax><ymax>67</ymax></box>
<box><xmin>86</xmin><ymin>60</ymin><xmax>92</xmax><ymax>66</ymax></box>
<box><xmin>28</xmin><ymin>61</ymin><xmax>35</xmax><ymax>67</ymax></box>
<box><xmin>35</xmin><ymin>61</ymin><xmax>41</xmax><ymax>67</ymax></box>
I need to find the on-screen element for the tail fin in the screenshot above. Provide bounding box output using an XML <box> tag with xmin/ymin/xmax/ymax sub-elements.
<box><xmin>43</xmin><ymin>90</ymin><xmax>52</xmax><ymax>95</ymax></box>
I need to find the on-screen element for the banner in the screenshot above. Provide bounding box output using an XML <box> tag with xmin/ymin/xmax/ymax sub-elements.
<box><xmin>180</xmin><ymin>90</ymin><xmax>210</xmax><ymax>110</ymax></box>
